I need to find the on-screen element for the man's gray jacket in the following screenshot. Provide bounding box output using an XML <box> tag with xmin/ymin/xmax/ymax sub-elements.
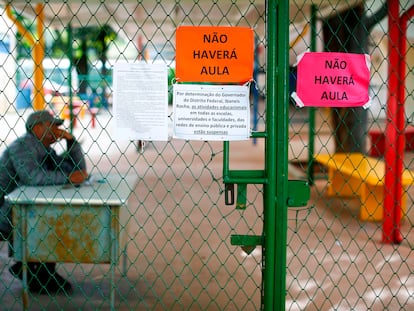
<box><xmin>0</xmin><ymin>132</ymin><xmax>86</xmax><ymax>237</ymax></box>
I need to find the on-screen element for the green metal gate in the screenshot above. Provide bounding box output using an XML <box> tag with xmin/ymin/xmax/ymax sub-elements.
<box><xmin>0</xmin><ymin>1</ymin><xmax>413</xmax><ymax>310</ymax></box>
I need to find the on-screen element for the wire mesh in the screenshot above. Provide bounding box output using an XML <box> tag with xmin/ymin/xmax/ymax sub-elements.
<box><xmin>0</xmin><ymin>0</ymin><xmax>413</xmax><ymax>310</ymax></box>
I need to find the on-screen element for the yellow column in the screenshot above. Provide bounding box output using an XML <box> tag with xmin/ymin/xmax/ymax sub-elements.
<box><xmin>6</xmin><ymin>4</ymin><xmax>45</xmax><ymax>110</ymax></box>
<box><xmin>33</xmin><ymin>4</ymin><xmax>45</xmax><ymax>110</ymax></box>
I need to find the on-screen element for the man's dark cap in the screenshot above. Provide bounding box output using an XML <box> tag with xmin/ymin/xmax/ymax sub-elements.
<box><xmin>25</xmin><ymin>110</ymin><xmax>64</xmax><ymax>131</ymax></box>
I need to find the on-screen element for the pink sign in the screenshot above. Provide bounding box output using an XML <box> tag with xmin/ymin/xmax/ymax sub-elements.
<box><xmin>291</xmin><ymin>52</ymin><xmax>371</xmax><ymax>108</ymax></box>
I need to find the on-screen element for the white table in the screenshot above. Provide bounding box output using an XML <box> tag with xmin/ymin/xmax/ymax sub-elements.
<box><xmin>6</xmin><ymin>174</ymin><xmax>137</xmax><ymax>310</ymax></box>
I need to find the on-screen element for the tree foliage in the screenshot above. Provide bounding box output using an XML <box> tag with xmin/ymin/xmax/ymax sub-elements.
<box><xmin>51</xmin><ymin>24</ymin><xmax>116</xmax><ymax>94</ymax></box>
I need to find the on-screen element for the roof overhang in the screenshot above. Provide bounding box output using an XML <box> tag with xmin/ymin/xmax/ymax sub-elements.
<box><xmin>2</xmin><ymin>1</ymin><xmax>363</xmax><ymax>35</ymax></box>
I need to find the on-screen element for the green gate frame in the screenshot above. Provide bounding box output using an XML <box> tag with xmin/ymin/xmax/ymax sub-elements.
<box><xmin>223</xmin><ymin>1</ymin><xmax>309</xmax><ymax>310</ymax></box>
<box><xmin>265</xmin><ymin>1</ymin><xmax>290</xmax><ymax>309</ymax></box>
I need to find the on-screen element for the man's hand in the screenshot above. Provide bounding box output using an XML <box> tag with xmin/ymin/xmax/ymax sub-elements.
<box><xmin>52</xmin><ymin>127</ymin><xmax>74</xmax><ymax>141</ymax></box>
<box><xmin>69</xmin><ymin>170</ymin><xmax>88</xmax><ymax>184</ymax></box>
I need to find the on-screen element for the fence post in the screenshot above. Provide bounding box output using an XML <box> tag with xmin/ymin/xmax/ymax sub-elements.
<box><xmin>263</xmin><ymin>1</ymin><xmax>289</xmax><ymax>310</ymax></box>
<box><xmin>307</xmin><ymin>4</ymin><xmax>317</xmax><ymax>185</ymax></box>
<box><xmin>383</xmin><ymin>0</ymin><xmax>403</xmax><ymax>244</ymax></box>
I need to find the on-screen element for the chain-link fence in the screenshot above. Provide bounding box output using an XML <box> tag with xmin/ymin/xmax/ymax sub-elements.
<box><xmin>0</xmin><ymin>1</ymin><xmax>413</xmax><ymax>310</ymax></box>
<box><xmin>288</xmin><ymin>1</ymin><xmax>414</xmax><ymax>311</ymax></box>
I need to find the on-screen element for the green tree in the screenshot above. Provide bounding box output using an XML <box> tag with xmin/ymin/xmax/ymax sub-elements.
<box><xmin>51</xmin><ymin>25</ymin><xmax>116</xmax><ymax>95</ymax></box>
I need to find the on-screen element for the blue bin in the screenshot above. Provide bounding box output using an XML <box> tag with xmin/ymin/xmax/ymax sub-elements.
<box><xmin>16</xmin><ymin>88</ymin><xmax>31</xmax><ymax>109</ymax></box>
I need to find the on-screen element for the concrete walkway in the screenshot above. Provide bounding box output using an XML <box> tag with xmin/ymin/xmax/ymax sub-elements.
<box><xmin>0</xmin><ymin>107</ymin><xmax>413</xmax><ymax>310</ymax></box>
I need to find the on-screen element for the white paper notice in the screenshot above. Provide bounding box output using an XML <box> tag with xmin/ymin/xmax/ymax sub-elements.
<box><xmin>173</xmin><ymin>84</ymin><xmax>250</xmax><ymax>141</ymax></box>
<box><xmin>113</xmin><ymin>62</ymin><xmax>168</xmax><ymax>141</ymax></box>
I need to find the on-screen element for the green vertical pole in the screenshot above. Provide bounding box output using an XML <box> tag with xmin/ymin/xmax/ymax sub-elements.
<box><xmin>307</xmin><ymin>5</ymin><xmax>317</xmax><ymax>185</ymax></box>
<box><xmin>274</xmin><ymin>0</ymin><xmax>290</xmax><ymax>309</ymax></box>
<box><xmin>263</xmin><ymin>0</ymin><xmax>289</xmax><ymax>310</ymax></box>
<box><xmin>262</xmin><ymin>0</ymin><xmax>277</xmax><ymax>308</ymax></box>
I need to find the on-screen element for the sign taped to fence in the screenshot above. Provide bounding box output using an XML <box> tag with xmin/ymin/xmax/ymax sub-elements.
<box><xmin>113</xmin><ymin>62</ymin><xmax>169</xmax><ymax>141</ymax></box>
<box><xmin>173</xmin><ymin>84</ymin><xmax>250</xmax><ymax>141</ymax></box>
<box><xmin>175</xmin><ymin>26</ymin><xmax>254</xmax><ymax>83</ymax></box>
<box><xmin>291</xmin><ymin>52</ymin><xmax>371</xmax><ymax>108</ymax></box>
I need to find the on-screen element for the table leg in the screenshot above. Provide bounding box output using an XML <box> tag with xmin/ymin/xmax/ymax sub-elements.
<box><xmin>122</xmin><ymin>245</ymin><xmax>128</xmax><ymax>276</ymax></box>
<box><xmin>110</xmin><ymin>207</ymin><xmax>117</xmax><ymax>311</ymax></box>
<box><xmin>110</xmin><ymin>257</ymin><xmax>115</xmax><ymax>310</ymax></box>
<box><xmin>22</xmin><ymin>207</ymin><xmax>29</xmax><ymax>310</ymax></box>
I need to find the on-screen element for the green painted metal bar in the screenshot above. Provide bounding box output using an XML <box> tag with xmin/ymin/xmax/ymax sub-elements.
<box><xmin>231</xmin><ymin>235</ymin><xmax>264</xmax><ymax>247</ymax></box>
<box><xmin>251</xmin><ymin>131</ymin><xmax>267</xmax><ymax>138</ymax></box>
<box><xmin>223</xmin><ymin>137</ymin><xmax>267</xmax><ymax>184</ymax></box>
<box><xmin>262</xmin><ymin>0</ymin><xmax>289</xmax><ymax>310</ymax></box>
<box><xmin>222</xmin><ymin>2</ymin><xmax>292</xmax><ymax>309</ymax></box>
<box><xmin>236</xmin><ymin>183</ymin><xmax>247</xmax><ymax>209</ymax></box>
<box><xmin>307</xmin><ymin>4</ymin><xmax>317</xmax><ymax>185</ymax></box>
<box><xmin>223</xmin><ymin>141</ymin><xmax>230</xmax><ymax>177</ymax></box>
<box><xmin>262</xmin><ymin>0</ymin><xmax>276</xmax><ymax>308</ymax></box>
<box><xmin>224</xmin><ymin>170</ymin><xmax>267</xmax><ymax>184</ymax></box>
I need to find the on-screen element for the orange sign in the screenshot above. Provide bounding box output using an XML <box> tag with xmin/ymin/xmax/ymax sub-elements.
<box><xmin>176</xmin><ymin>26</ymin><xmax>254</xmax><ymax>83</ymax></box>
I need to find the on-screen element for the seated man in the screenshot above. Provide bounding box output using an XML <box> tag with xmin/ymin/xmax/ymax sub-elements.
<box><xmin>0</xmin><ymin>110</ymin><xmax>88</xmax><ymax>294</ymax></box>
